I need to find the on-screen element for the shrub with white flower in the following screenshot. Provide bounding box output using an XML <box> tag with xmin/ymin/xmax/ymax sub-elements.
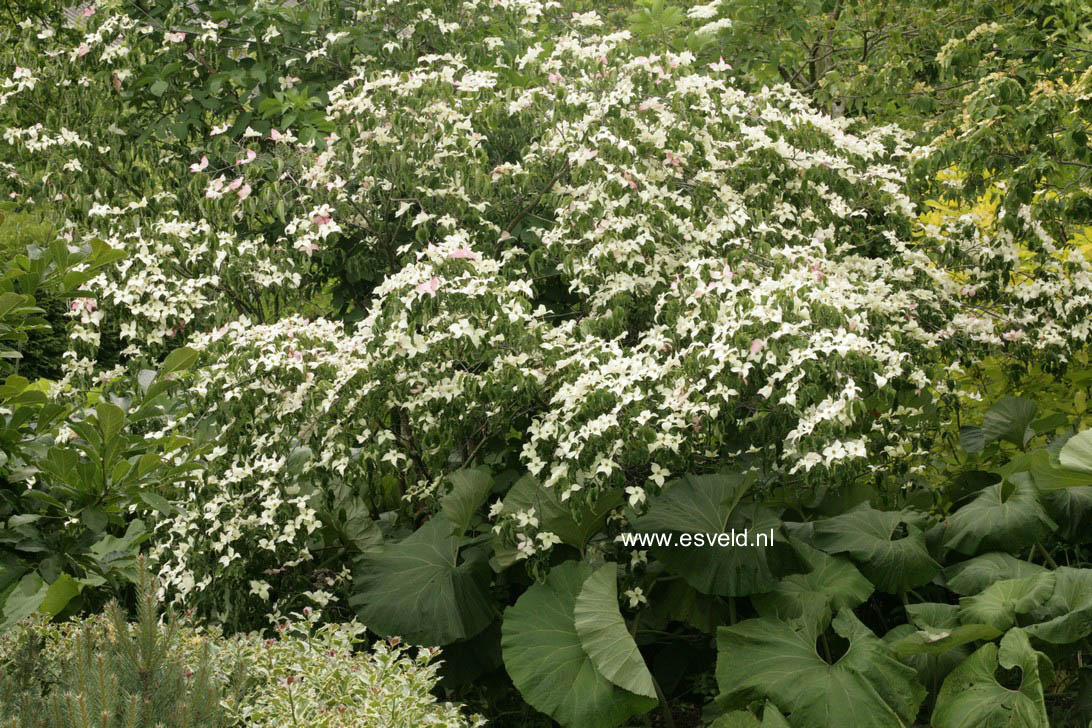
<box><xmin>6</xmin><ymin>0</ymin><xmax>1092</xmax><ymax>632</ymax></box>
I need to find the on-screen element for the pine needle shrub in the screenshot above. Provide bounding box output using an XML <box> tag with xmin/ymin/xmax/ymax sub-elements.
<box><xmin>0</xmin><ymin>560</ymin><xmax>238</xmax><ymax>728</ymax></box>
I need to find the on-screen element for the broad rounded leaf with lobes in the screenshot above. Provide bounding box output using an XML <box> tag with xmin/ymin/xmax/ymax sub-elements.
<box><xmin>958</xmin><ymin>572</ymin><xmax>1057</xmax><ymax>632</ymax></box>
<box><xmin>751</xmin><ymin>539</ymin><xmax>873</xmax><ymax>635</ymax></box>
<box><xmin>943</xmin><ymin>473</ymin><xmax>1057</xmax><ymax>556</ymax></box>
<box><xmin>943</xmin><ymin>552</ymin><xmax>1048</xmax><ymax>596</ymax></box>
<box><xmin>931</xmin><ymin>628</ymin><xmax>1051</xmax><ymax>728</ymax></box>
<box><xmin>810</xmin><ymin>503</ymin><xmax>939</xmax><ymax>593</ymax></box>
<box><xmin>350</xmin><ymin>517</ymin><xmax>496</xmax><ymax>646</ymax></box>
<box><xmin>716</xmin><ymin>609</ymin><xmax>925</xmax><ymax>728</ymax></box>
<box><xmin>502</xmin><ymin>561</ymin><xmax>657</xmax><ymax>728</ymax></box>
<box><xmin>631</xmin><ymin>473</ymin><xmax>787</xmax><ymax>596</ymax></box>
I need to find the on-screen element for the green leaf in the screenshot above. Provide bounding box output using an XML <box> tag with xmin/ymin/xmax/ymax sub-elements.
<box><xmin>502</xmin><ymin>561</ymin><xmax>657</xmax><ymax>728</ymax></box>
<box><xmin>893</xmin><ymin>623</ymin><xmax>1001</xmax><ymax>658</ymax></box>
<box><xmin>943</xmin><ymin>474</ymin><xmax>1056</xmax><ymax>555</ymax></box>
<box><xmin>1060</xmin><ymin>429</ymin><xmax>1092</xmax><ymax>474</ymax></box>
<box><xmin>573</xmin><ymin>564</ymin><xmax>656</xmax><ymax>699</ymax></box>
<box><xmin>87</xmin><ymin>521</ymin><xmax>147</xmax><ymax>583</ymax></box>
<box><xmin>751</xmin><ymin>540</ymin><xmax>873</xmax><ymax>635</ymax></box>
<box><xmin>38</xmin><ymin>573</ymin><xmax>81</xmax><ymax>616</ymax></box>
<box><xmin>959</xmin><ymin>573</ymin><xmax>1056</xmax><ymax>632</ymax></box>
<box><xmin>811</xmin><ymin>503</ymin><xmax>939</xmax><ymax>593</ymax></box>
<box><xmin>0</xmin><ymin>573</ymin><xmax>47</xmax><ymax>633</ymax></box>
<box><xmin>632</xmin><ymin>473</ymin><xmax>787</xmax><ymax>596</ymax></box>
<box><xmin>932</xmin><ymin>629</ymin><xmax>1051</xmax><ymax>728</ymax></box>
<box><xmin>337</xmin><ymin>496</ymin><xmax>382</xmax><ymax>553</ymax></box>
<box><xmin>150</xmin><ymin>79</ymin><xmax>168</xmax><ymax>96</ymax></box>
<box><xmin>1023</xmin><ymin>567</ymin><xmax>1092</xmax><ymax>644</ymax></box>
<box><xmin>716</xmin><ymin>610</ymin><xmax>925</xmax><ymax>727</ymax></box>
<box><xmin>1028</xmin><ymin>448</ymin><xmax>1092</xmax><ymax>491</ymax></box>
<box><xmin>960</xmin><ymin>426</ymin><xmax>985</xmax><ymax>453</ymax></box>
<box><xmin>711</xmin><ymin>711</ymin><xmax>760</xmax><ymax>728</ymax></box>
<box><xmin>944</xmin><ymin>552</ymin><xmax>1047</xmax><ymax>595</ymax></box>
<box><xmin>1040</xmin><ymin>485</ymin><xmax>1092</xmax><ymax>542</ymax></box>
<box><xmin>351</xmin><ymin>517</ymin><xmax>496</xmax><ymax>645</ymax></box>
<box><xmin>883</xmin><ymin>623</ymin><xmax>970</xmax><ymax>696</ymax></box>
<box><xmin>0</xmin><ymin>292</ymin><xmax>28</xmax><ymax>319</ymax></box>
<box><xmin>285</xmin><ymin>445</ymin><xmax>312</xmax><ymax>475</ymax></box>
<box><xmin>157</xmin><ymin>346</ymin><xmax>199</xmax><ymax>377</ymax></box>
<box><xmin>81</xmin><ymin>507</ymin><xmax>108</xmax><ymax>534</ymax></box>
<box><xmin>95</xmin><ymin>401</ymin><xmax>125</xmax><ymax>443</ymax></box>
<box><xmin>498</xmin><ymin>475</ymin><xmax>621</xmax><ymax>562</ymax></box>
<box><xmin>891</xmin><ymin>602</ymin><xmax>1000</xmax><ymax>657</ymax></box>
<box><xmin>442</xmin><ymin>468</ymin><xmax>494</xmax><ymax>535</ymax></box>
<box><xmin>981</xmin><ymin>396</ymin><xmax>1037</xmax><ymax>447</ymax></box>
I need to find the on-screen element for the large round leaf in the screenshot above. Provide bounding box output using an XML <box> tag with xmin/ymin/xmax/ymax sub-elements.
<box><xmin>751</xmin><ymin>540</ymin><xmax>873</xmax><ymax>635</ymax></box>
<box><xmin>1041</xmin><ymin>484</ymin><xmax>1092</xmax><ymax>542</ymax></box>
<box><xmin>495</xmin><ymin>476</ymin><xmax>622</xmax><ymax>568</ymax></box>
<box><xmin>716</xmin><ymin>610</ymin><xmax>925</xmax><ymax>728</ymax></box>
<box><xmin>943</xmin><ymin>552</ymin><xmax>1047</xmax><ymax>596</ymax></box>
<box><xmin>892</xmin><ymin>601</ymin><xmax>1000</xmax><ymax>658</ymax></box>
<box><xmin>573</xmin><ymin>564</ymin><xmax>656</xmax><ymax>699</ymax></box>
<box><xmin>981</xmin><ymin>396</ymin><xmax>1037</xmax><ymax>448</ymax></box>
<box><xmin>632</xmin><ymin>473</ymin><xmax>788</xmax><ymax>596</ymax></box>
<box><xmin>958</xmin><ymin>572</ymin><xmax>1056</xmax><ymax>632</ymax></box>
<box><xmin>351</xmin><ymin>517</ymin><xmax>496</xmax><ymax>645</ymax></box>
<box><xmin>502</xmin><ymin>561</ymin><xmax>657</xmax><ymax>728</ymax></box>
<box><xmin>932</xmin><ymin>629</ymin><xmax>1051</xmax><ymax>728</ymax></box>
<box><xmin>441</xmin><ymin>467</ymin><xmax>495</xmax><ymax>535</ymax></box>
<box><xmin>811</xmin><ymin>503</ymin><xmax>939</xmax><ymax>593</ymax></box>
<box><xmin>943</xmin><ymin>473</ymin><xmax>1056</xmax><ymax>556</ymax></box>
<box><xmin>1060</xmin><ymin>429</ymin><xmax>1092</xmax><ymax>474</ymax></box>
<box><xmin>1024</xmin><ymin>567</ymin><xmax>1092</xmax><ymax>644</ymax></box>
<box><xmin>1028</xmin><ymin>448</ymin><xmax>1092</xmax><ymax>491</ymax></box>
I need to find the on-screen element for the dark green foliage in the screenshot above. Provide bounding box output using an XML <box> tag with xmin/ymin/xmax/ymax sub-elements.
<box><xmin>0</xmin><ymin>206</ymin><xmax>67</xmax><ymax>381</ymax></box>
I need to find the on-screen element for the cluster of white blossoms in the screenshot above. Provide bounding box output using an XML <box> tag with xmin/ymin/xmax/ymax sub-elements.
<box><xmin>7</xmin><ymin>0</ymin><xmax>1092</xmax><ymax>599</ymax></box>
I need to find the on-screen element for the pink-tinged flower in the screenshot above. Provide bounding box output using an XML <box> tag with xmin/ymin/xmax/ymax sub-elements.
<box><xmin>750</xmin><ymin>339</ymin><xmax>766</xmax><ymax>354</ymax></box>
<box><xmin>312</xmin><ymin>214</ymin><xmax>331</xmax><ymax>227</ymax></box>
<box><xmin>621</xmin><ymin>171</ymin><xmax>638</xmax><ymax>190</ymax></box>
<box><xmin>1002</xmin><ymin>329</ymin><xmax>1025</xmax><ymax>341</ymax></box>
<box><xmin>415</xmin><ymin>277</ymin><xmax>441</xmax><ymax>297</ymax></box>
<box><xmin>189</xmin><ymin>156</ymin><xmax>208</xmax><ymax>173</ymax></box>
<box><xmin>226</xmin><ymin>176</ymin><xmax>244</xmax><ymax>191</ymax></box>
<box><xmin>76</xmin><ymin>44</ymin><xmax>90</xmax><ymax>57</ymax></box>
<box><xmin>69</xmin><ymin>298</ymin><xmax>97</xmax><ymax>314</ymax></box>
<box><xmin>447</xmin><ymin>248</ymin><xmax>478</xmax><ymax>260</ymax></box>
<box><xmin>547</xmin><ymin>72</ymin><xmax>564</xmax><ymax>84</ymax></box>
<box><xmin>270</xmin><ymin>128</ymin><xmax>284</xmax><ymax>141</ymax></box>
<box><xmin>236</xmin><ymin>149</ymin><xmax>256</xmax><ymax>165</ymax></box>
<box><xmin>166</xmin><ymin>31</ymin><xmax>186</xmax><ymax>43</ymax></box>
<box><xmin>82</xmin><ymin>5</ymin><xmax>95</xmax><ymax>17</ymax></box>
<box><xmin>237</xmin><ymin>183</ymin><xmax>252</xmax><ymax>199</ymax></box>
<box><xmin>638</xmin><ymin>103</ymin><xmax>649</xmax><ymax>111</ymax></box>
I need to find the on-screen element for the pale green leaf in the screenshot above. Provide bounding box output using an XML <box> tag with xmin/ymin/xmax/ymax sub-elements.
<box><xmin>932</xmin><ymin>629</ymin><xmax>1050</xmax><ymax>728</ymax></box>
<box><xmin>502</xmin><ymin>561</ymin><xmax>657</xmax><ymax>728</ymax></box>
<box><xmin>716</xmin><ymin>610</ymin><xmax>925</xmax><ymax>728</ymax></box>
<box><xmin>573</xmin><ymin>564</ymin><xmax>656</xmax><ymax>699</ymax></box>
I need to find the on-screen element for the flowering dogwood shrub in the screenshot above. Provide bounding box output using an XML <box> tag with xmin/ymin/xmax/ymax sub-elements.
<box><xmin>6</xmin><ymin>0</ymin><xmax>1092</xmax><ymax>619</ymax></box>
<box><xmin>8</xmin><ymin>1</ymin><xmax>1092</xmax><ymax>726</ymax></box>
